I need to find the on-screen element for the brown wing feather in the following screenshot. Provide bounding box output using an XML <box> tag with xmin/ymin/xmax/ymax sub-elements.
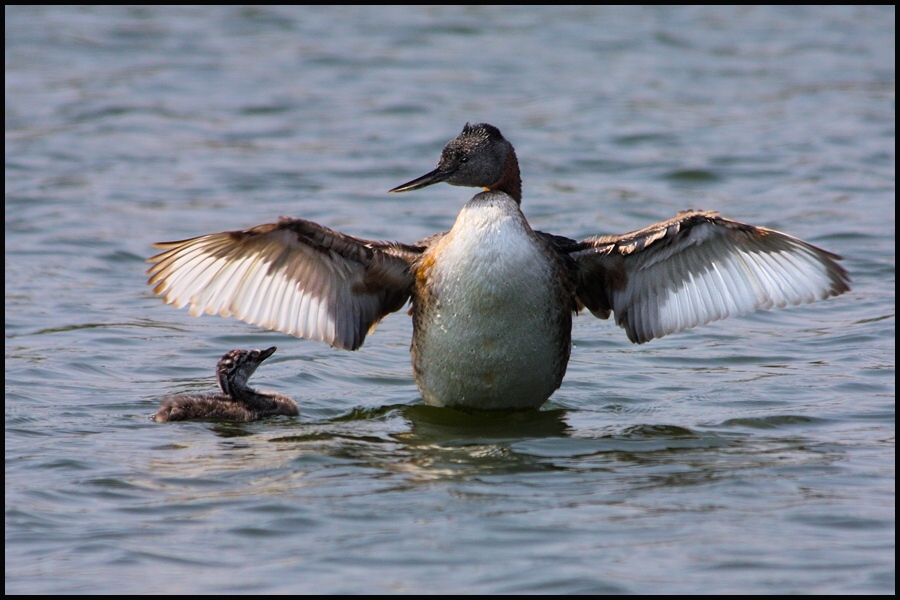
<box><xmin>147</xmin><ymin>218</ymin><xmax>421</xmax><ymax>350</ymax></box>
<box><xmin>568</xmin><ymin>210</ymin><xmax>850</xmax><ymax>343</ymax></box>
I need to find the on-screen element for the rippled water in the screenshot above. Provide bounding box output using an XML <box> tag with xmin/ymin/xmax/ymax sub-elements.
<box><xmin>5</xmin><ymin>6</ymin><xmax>894</xmax><ymax>594</ymax></box>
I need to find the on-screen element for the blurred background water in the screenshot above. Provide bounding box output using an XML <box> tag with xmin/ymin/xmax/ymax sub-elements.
<box><xmin>5</xmin><ymin>5</ymin><xmax>894</xmax><ymax>594</ymax></box>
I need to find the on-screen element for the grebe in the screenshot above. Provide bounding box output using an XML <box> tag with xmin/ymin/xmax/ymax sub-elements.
<box><xmin>147</xmin><ymin>123</ymin><xmax>850</xmax><ymax>410</ymax></box>
<box><xmin>153</xmin><ymin>347</ymin><xmax>298</xmax><ymax>422</ymax></box>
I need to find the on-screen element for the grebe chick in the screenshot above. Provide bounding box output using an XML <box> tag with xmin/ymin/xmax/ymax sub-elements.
<box><xmin>153</xmin><ymin>347</ymin><xmax>298</xmax><ymax>422</ymax></box>
<box><xmin>147</xmin><ymin>123</ymin><xmax>850</xmax><ymax>410</ymax></box>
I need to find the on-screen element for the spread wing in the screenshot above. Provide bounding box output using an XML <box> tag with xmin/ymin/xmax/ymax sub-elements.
<box><xmin>146</xmin><ymin>218</ymin><xmax>423</xmax><ymax>350</ymax></box>
<box><xmin>568</xmin><ymin>210</ymin><xmax>850</xmax><ymax>344</ymax></box>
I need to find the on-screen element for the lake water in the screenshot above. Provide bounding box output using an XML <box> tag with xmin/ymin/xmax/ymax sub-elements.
<box><xmin>5</xmin><ymin>6</ymin><xmax>894</xmax><ymax>594</ymax></box>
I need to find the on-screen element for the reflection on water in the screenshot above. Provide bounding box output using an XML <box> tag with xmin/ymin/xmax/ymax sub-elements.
<box><xmin>398</xmin><ymin>405</ymin><xmax>572</xmax><ymax>444</ymax></box>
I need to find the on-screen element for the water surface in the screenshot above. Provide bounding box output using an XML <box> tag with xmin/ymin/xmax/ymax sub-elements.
<box><xmin>5</xmin><ymin>6</ymin><xmax>895</xmax><ymax>594</ymax></box>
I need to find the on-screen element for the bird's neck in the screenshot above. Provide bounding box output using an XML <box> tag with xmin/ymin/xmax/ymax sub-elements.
<box><xmin>487</xmin><ymin>150</ymin><xmax>522</xmax><ymax>204</ymax></box>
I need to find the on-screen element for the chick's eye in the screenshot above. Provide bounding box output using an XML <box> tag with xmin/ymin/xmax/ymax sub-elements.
<box><xmin>460</xmin><ymin>156</ymin><xmax>468</xmax><ymax>163</ymax></box>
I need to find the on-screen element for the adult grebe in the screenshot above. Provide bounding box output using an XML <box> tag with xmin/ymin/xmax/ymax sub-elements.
<box><xmin>153</xmin><ymin>347</ymin><xmax>298</xmax><ymax>422</ymax></box>
<box><xmin>147</xmin><ymin>123</ymin><xmax>849</xmax><ymax>410</ymax></box>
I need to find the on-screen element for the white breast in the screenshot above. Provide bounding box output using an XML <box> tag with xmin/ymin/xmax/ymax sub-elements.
<box><xmin>411</xmin><ymin>194</ymin><xmax>571</xmax><ymax>409</ymax></box>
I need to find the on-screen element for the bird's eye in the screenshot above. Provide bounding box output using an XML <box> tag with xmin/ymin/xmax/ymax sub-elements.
<box><xmin>460</xmin><ymin>156</ymin><xmax>468</xmax><ymax>163</ymax></box>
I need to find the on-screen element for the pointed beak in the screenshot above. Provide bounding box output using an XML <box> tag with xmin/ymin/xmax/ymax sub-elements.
<box><xmin>259</xmin><ymin>346</ymin><xmax>277</xmax><ymax>361</ymax></box>
<box><xmin>388</xmin><ymin>167</ymin><xmax>452</xmax><ymax>193</ymax></box>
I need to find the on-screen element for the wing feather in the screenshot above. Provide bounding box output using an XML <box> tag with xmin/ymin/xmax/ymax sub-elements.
<box><xmin>147</xmin><ymin>218</ymin><xmax>420</xmax><ymax>350</ymax></box>
<box><xmin>570</xmin><ymin>210</ymin><xmax>849</xmax><ymax>343</ymax></box>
